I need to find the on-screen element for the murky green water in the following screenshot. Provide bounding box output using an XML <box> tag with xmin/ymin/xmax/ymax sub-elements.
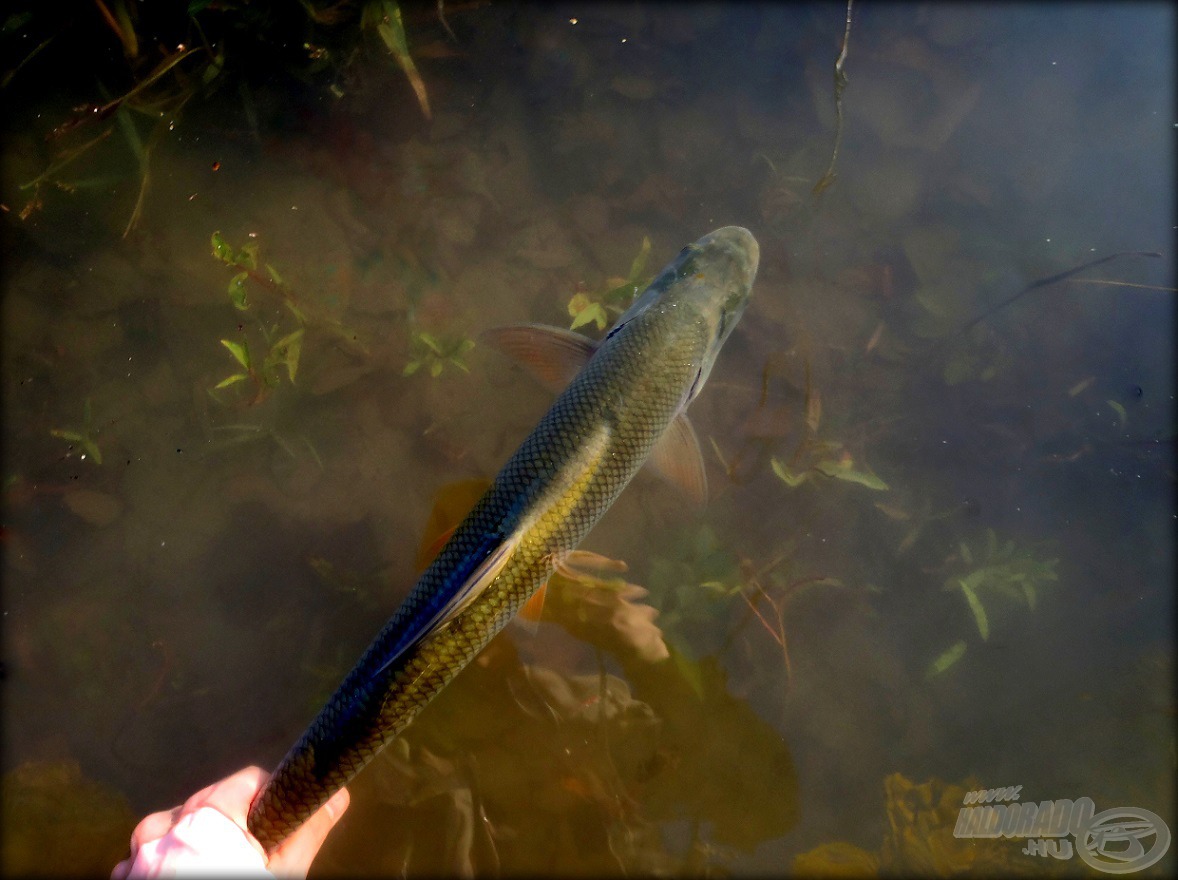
<box><xmin>2</xmin><ymin>3</ymin><xmax>1173</xmax><ymax>876</ymax></box>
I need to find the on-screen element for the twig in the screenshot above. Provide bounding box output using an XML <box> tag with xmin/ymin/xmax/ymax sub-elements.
<box><xmin>921</xmin><ymin>250</ymin><xmax>1165</xmax><ymax>367</ymax></box>
<box><xmin>437</xmin><ymin>0</ymin><xmax>457</xmax><ymax>41</ymax></box>
<box><xmin>813</xmin><ymin>0</ymin><xmax>854</xmax><ymax>196</ymax></box>
<box><xmin>19</xmin><ymin>128</ymin><xmax>113</xmax><ymax>191</ymax></box>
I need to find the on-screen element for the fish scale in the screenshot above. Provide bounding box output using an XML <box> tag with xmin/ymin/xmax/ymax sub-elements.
<box><xmin>246</xmin><ymin>226</ymin><xmax>758</xmax><ymax>852</ymax></box>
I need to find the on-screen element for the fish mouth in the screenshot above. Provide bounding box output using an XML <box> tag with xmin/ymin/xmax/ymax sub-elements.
<box><xmin>704</xmin><ymin>226</ymin><xmax>760</xmax><ymax>280</ymax></box>
<box><xmin>695</xmin><ymin>226</ymin><xmax>758</xmax><ymax>333</ymax></box>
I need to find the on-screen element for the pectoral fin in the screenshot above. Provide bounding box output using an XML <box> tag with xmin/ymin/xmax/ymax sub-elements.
<box><xmin>372</xmin><ymin>534</ymin><xmax>519</xmax><ymax>680</ymax></box>
<box><xmin>514</xmin><ymin>581</ymin><xmax>548</xmax><ymax>633</ymax></box>
<box><xmin>481</xmin><ymin>324</ymin><xmax>597</xmax><ymax>393</ymax></box>
<box><xmin>647</xmin><ymin>413</ymin><xmax>708</xmax><ymax>507</ymax></box>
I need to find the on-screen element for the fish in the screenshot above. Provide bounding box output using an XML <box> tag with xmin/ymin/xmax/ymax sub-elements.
<box><xmin>246</xmin><ymin>226</ymin><xmax>759</xmax><ymax>851</ymax></box>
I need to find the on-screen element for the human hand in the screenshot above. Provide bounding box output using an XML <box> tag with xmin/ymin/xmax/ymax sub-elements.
<box><xmin>112</xmin><ymin>766</ymin><xmax>349</xmax><ymax>879</ymax></box>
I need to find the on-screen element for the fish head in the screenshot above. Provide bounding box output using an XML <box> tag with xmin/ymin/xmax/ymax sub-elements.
<box><xmin>677</xmin><ymin>225</ymin><xmax>759</xmax><ymax>351</ymax></box>
<box><xmin>651</xmin><ymin>226</ymin><xmax>759</xmax><ymax>404</ymax></box>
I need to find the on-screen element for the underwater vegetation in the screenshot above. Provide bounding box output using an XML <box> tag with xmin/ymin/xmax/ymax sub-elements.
<box><xmin>766</xmin><ymin>359</ymin><xmax>889</xmax><ymax>492</ymax></box>
<box><xmin>402</xmin><ymin>325</ymin><xmax>476</xmax><ymax>378</ymax></box>
<box><xmin>49</xmin><ymin>398</ymin><xmax>103</xmax><ymax>465</ymax></box>
<box><xmin>925</xmin><ymin>530</ymin><xmax>1059</xmax><ymax>680</ymax></box>
<box><xmin>566</xmin><ymin>236</ymin><xmax>652</xmax><ymax>333</ymax></box>
<box><xmin>792</xmin><ymin>772</ymin><xmax>1045</xmax><ymax>877</ymax></box>
<box><xmin>3</xmin><ymin>2</ymin><xmax>1171</xmax><ymax>874</ymax></box>
<box><xmin>7</xmin><ymin>0</ymin><xmax>443</xmax><ymax>235</ymax></box>
<box><xmin>209</xmin><ymin>230</ymin><xmax>367</xmax><ymax>404</ymax></box>
<box><xmin>1</xmin><ymin>760</ymin><xmax>135</xmax><ymax>877</ymax></box>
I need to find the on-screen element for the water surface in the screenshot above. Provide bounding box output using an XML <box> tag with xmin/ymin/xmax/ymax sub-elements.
<box><xmin>2</xmin><ymin>2</ymin><xmax>1173</xmax><ymax>876</ymax></box>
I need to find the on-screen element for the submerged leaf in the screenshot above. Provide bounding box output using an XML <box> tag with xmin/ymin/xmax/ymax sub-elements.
<box><xmin>372</xmin><ymin>1</ymin><xmax>432</xmax><ymax>119</ymax></box>
<box><xmin>237</xmin><ymin>241</ymin><xmax>259</xmax><ymax>271</ymax></box>
<box><xmin>228</xmin><ymin>272</ymin><xmax>249</xmax><ymax>309</ymax></box>
<box><xmin>1020</xmin><ymin>579</ymin><xmax>1037</xmax><ymax>611</ymax></box>
<box><xmin>84</xmin><ymin>439</ymin><xmax>103</xmax><ymax>464</ymax></box>
<box><xmin>220</xmin><ymin>338</ymin><xmax>250</xmax><ymax>369</ymax></box>
<box><xmin>793</xmin><ymin>841</ymin><xmax>880</xmax><ymax>876</ymax></box>
<box><xmin>570</xmin><ymin>301</ymin><xmax>608</xmax><ymax>332</ymax></box>
<box><xmin>956</xmin><ymin>578</ymin><xmax>989</xmax><ymax>640</ymax></box>
<box><xmin>270</xmin><ymin>328</ymin><xmax>304</xmax><ymax>382</ymax></box>
<box><xmin>627</xmin><ymin>235</ymin><xmax>652</xmax><ymax>280</ymax></box>
<box><xmin>805</xmin><ymin>387</ymin><xmax>823</xmax><ymax>433</ymax></box>
<box><xmin>959</xmin><ymin>541</ymin><xmax>973</xmax><ymax>565</ymax></box>
<box><xmin>211</xmin><ymin>230</ymin><xmax>234</xmax><ymax>263</ymax></box>
<box><xmin>770</xmin><ymin>457</ymin><xmax>809</xmax><ymax>487</ymax></box>
<box><xmin>925</xmin><ymin>640</ymin><xmax>967</xmax><ymax>679</ymax></box>
<box><xmin>813</xmin><ymin>457</ymin><xmax>889</xmax><ymax>490</ymax></box>
<box><xmin>1106</xmin><ymin>399</ymin><xmax>1127</xmax><ymax>428</ymax></box>
<box><xmin>213</xmin><ymin>372</ymin><xmax>249</xmax><ymax>390</ymax></box>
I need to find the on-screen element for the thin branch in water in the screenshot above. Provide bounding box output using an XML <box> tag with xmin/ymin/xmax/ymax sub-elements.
<box><xmin>53</xmin><ymin>46</ymin><xmax>200</xmax><ymax>136</ymax></box>
<box><xmin>950</xmin><ymin>251</ymin><xmax>1163</xmax><ymax>342</ymax></box>
<box><xmin>438</xmin><ymin>0</ymin><xmax>457</xmax><ymax>42</ymax></box>
<box><xmin>19</xmin><ymin>127</ymin><xmax>114</xmax><ymax>191</ymax></box>
<box><xmin>2</xmin><ymin>35</ymin><xmax>55</xmax><ymax>90</ymax></box>
<box><xmin>738</xmin><ymin>585</ymin><xmax>793</xmax><ymax>687</ymax></box>
<box><xmin>1070</xmin><ymin>278</ymin><xmax>1175</xmax><ymax>293</ymax></box>
<box><xmin>124</xmin><ymin>95</ymin><xmax>189</xmax><ymax>237</ymax></box>
<box><xmin>813</xmin><ymin>0</ymin><xmax>854</xmax><ymax>196</ymax></box>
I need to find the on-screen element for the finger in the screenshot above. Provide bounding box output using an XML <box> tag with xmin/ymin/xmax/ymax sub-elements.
<box><xmin>183</xmin><ymin>766</ymin><xmax>271</xmax><ymax>858</ymax></box>
<box><xmin>266</xmin><ymin>787</ymin><xmax>350</xmax><ymax>878</ymax></box>
<box><xmin>184</xmin><ymin>766</ymin><xmax>269</xmax><ymax>819</ymax></box>
<box><xmin>132</xmin><ymin>806</ymin><xmax>182</xmax><ymax>846</ymax></box>
<box><xmin>111</xmin><ymin>805</ymin><xmax>180</xmax><ymax>880</ymax></box>
<box><xmin>110</xmin><ymin>854</ymin><xmax>134</xmax><ymax>880</ymax></box>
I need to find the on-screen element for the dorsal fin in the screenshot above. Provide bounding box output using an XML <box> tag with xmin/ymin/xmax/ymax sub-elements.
<box><xmin>481</xmin><ymin>324</ymin><xmax>597</xmax><ymax>393</ymax></box>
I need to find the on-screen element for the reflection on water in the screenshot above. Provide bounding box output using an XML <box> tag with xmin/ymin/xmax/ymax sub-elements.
<box><xmin>2</xmin><ymin>2</ymin><xmax>1173</xmax><ymax>876</ymax></box>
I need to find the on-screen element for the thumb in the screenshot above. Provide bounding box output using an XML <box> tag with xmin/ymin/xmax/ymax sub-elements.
<box><xmin>265</xmin><ymin>787</ymin><xmax>350</xmax><ymax>878</ymax></box>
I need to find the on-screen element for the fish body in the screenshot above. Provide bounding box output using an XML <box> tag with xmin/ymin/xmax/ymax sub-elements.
<box><xmin>247</xmin><ymin>226</ymin><xmax>759</xmax><ymax>850</ymax></box>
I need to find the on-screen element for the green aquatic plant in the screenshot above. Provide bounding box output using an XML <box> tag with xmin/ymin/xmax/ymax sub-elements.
<box><xmin>924</xmin><ymin>530</ymin><xmax>1059</xmax><ymax>680</ymax></box>
<box><xmin>945</xmin><ymin>528</ymin><xmax>1059</xmax><ymax>641</ymax></box>
<box><xmin>198</xmin><ymin>421</ymin><xmax>322</xmax><ymax>469</ymax></box>
<box><xmin>1</xmin><ymin>759</ymin><xmax>135</xmax><ymax>876</ymax></box>
<box><xmin>647</xmin><ymin>524</ymin><xmax>743</xmax><ymax>640</ymax></box>
<box><xmin>208</xmin><ymin>231</ymin><xmax>367</xmax><ymax>403</ymax></box>
<box><xmin>924</xmin><ymin>639</ymin><xmax>967</xmax><ymax>680</ymax></box>
<box><xmin>771</xmin><ymin>443</ymin><xmax>889</xmax><ymax>491</ymax></box>
<box><xmin>49</xmin><ymin>399</ymin><xmax>103</xmax><ymax>465</ymax></box>
<box><xmin>15</xmin><ymin>40</ymin><xmax>200</xmax><ymax>235</ymax></box>
<box><xmin>211</xmin><ymin>231</ymin><xmax>366</xmax><ymax>355</ymax></box>
<box><xmin>211</xmin><ymin>231</ymin><xmax>293</xmax><ymax>314</ymax></box>
<box><xmin>402</xmin><ymin>325</ymin><xmax>475</xmax><ymax>378</ymax></box>
<box><xmin>213</xmin><ymin>328</ymin><xmax>304</xmax><ymax>402</ymax></box>
<box><xmin>362</xmin><ymin>0</ymin><xmax>431</xmax><ymax>119</ymax></box>
<box><xmin>10</xmin><ymin>0</ymin><xmax>442</xmax><ymax>233</ymax></box>
<box><xmin>209</xmin><ymin>233</ymin><xmax>303</xmax><ymax>403</ymax></box>
<box><xmin>646</xmin><ymin>524</ymin><xmax>839</xmax><ymax>690</ymax></box>
<box><xmin>791</xmin><ymin>772</ymin><xmax>1026</xmax><ymax>876</ymax></box>
<box><xmin>566</xmin><ymin>236</ymin><xmax>652</xmax><ymax>332</ymax></box>
<box><xmin>768</xmin><ymin>364</ymin><xmax>889</xmax><ymax>491</ymax></box>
